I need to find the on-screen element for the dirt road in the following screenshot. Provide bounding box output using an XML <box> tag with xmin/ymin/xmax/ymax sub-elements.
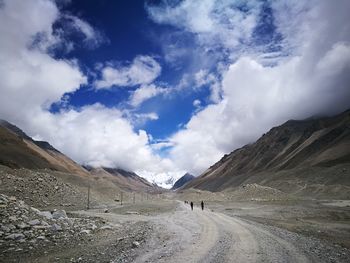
<box><xmin>24</xmin><ymin>200</ymin><xmax>347</xmax><ymax>262</ymax></box>
<box><xmin>133</xmin><ymin>202</ymin><xmax>341</xmax><ymax>263</ymax></box>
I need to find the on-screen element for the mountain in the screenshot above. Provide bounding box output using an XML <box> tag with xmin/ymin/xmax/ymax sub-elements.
<box><xmin>88</xmin><ymin>167</ymin><xmax>161</xmax><ymax>193</ymax></box>
<box><xmin>183</xmin><ymin>110</ymin><xmax>350</xmax><ymax>199</ymax></box>
<box><xmin>0</xmin><ymin>120</ymin><xmax>90</xmax><ymax>177</ymax></box>
<box><xmin>172</xmin><ymin>173</ymin><xmax>195</xmax><ymax>190</ymax></box>
<box><xmin>0</xmin><ymin>120</ymin><xmax>161</xmax><ymax>193</ymax></box>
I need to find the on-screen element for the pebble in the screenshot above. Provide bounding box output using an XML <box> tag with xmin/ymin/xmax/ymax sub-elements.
<box><xmin>28</xmin><ymin>219</ymin><xmax>41</xmax><ymax>226</ymax></box>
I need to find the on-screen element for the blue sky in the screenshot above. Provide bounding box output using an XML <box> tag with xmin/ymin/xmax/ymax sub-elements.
<box><xmin>51</xmin><ymin>0</ymin><xmax>218</xmax><ymax>140</ymax></box>
<box><xmin>0</xmin><ymin>0</ymin><xmax>350</xmax><ymax>187</ymax></box>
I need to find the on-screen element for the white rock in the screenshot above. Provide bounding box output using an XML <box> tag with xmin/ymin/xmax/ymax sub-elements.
<box><xmin>52</xmin><ymin>210</ymin><xmax>67</xmax><ymax>219</ymax></box>
<box><xmin>30</xmin><ymin>207</ymin><xmax>40</xmax><ymax>214</ymax></box>
<box><xmin>132</xmin><ymin>241</ymin><xmax>140</xmax><ymax>248</ymax></box>
<box><xmin>89</xmin><ymin>224</ymin><xmax>97</xmax><ymax>230</ymax></box>
<box><xmin>80</xmin><ymin>229</ymin><xmax>90</xmax><ymax>235</ymax></box>
<box><xmin>38</xmin><ymin>211</ymin><xmax>52</xmax><ymax>220</ymax></box>
<box><xmin>9</xmin><ymin>196</ymin><xmax>17</xmax><ymax>202</ymax></box>
<box><xmin>41</xmin><ymin>221</ymin><xmax>49</xmax><ymax>226</ymax></box>
<box><xmin>99</xmin><ymin>225</ymin><xmax>112</xmax><ymax>230</ymax></box>
<box><xmin>9</xmin><ymin>216</ymin><xmax>17</xmax><ymax>221</ymax></box>
<box><xmin>51</xmin><ymin>224</ymin><xmax>62</xmax><ymax>231</ymax></box>
<box><xmin>17</xmin><ymin>222</ymin><xmax>29</xmax><ymax>229</ymax></box>
<box><xmin>28</xmin><ymin>219</ymin><xmax>40</xmax><ymax>226</ymax></box>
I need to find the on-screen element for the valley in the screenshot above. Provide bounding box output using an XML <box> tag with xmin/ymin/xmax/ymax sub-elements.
<box><xmin>1</xmin><ymin>111</ymin><xmax>350</xmax><ymax>262</ymax></box>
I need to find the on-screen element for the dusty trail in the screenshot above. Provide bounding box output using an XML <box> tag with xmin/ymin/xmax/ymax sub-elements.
<box><xmin>135</xmin><ymin>202</ymin><xmax>311</xmax><ymax>263</ymax></box>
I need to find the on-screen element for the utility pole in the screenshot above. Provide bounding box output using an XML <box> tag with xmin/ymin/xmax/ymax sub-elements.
<box><xmin>133</xmin><ymin>193</ymin><xmax>135</xmax><ymax>204</ymax></box>
<box><xmin>87</xmin><ymin>184</ymin><xmax>90</xmax><ymax>210</ymax></box>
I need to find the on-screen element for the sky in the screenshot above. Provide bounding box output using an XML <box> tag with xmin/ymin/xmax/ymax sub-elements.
<box><xmin>0</xmin><ymin>0</ymin><xmax>350</xmax><ymax>188</ymax></box>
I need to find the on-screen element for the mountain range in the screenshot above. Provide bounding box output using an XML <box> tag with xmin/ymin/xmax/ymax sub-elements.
<box><xmin>0</xmin><ymin>120</ymin><xmax>158</xmax><ymax>193</ymax></box>
<box><xmin>182</xmin><ymin>109</ymin><xmax>350</xmax><ymax>199</ymax></box>
<box><xmin>1</xmin><ymin>109</ymin><xmax>349</xmax><ymax>198</ymax></box>
<box><xmin>172</xmin><ymin>173</ymin><xmax>195</xmax><ymax>190</ymax></box>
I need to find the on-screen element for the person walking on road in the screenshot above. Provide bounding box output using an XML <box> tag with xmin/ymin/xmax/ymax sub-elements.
<box><xmin>190</xmin><ymin>201</ymin><xmax>193</xmax><ymax>210</ymax></box>
<box><xmin>201</xmin><ymin>201</ymin><xmax>204</xmax><ymax>211</ymax></box>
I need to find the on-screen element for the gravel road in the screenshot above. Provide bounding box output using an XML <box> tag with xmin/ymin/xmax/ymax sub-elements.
<box><xmin>133</xmin><ymin>202</ymin><xmax>349</xmax><ymax>263</ymax></box>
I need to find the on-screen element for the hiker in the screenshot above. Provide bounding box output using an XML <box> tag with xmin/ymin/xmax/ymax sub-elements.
<box><xmin>201</xmin><ymin>200</ymin><xmax>204</xmax><ymax>211</ymax></box>
<box><xmin>190</xmin><ymin>201</ymin><xmax>193</xmax><ymax>210</ymax></box>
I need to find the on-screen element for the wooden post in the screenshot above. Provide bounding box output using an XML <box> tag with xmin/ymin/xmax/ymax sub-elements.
<box><xmin>87</xmin><ymin>184</ymin><xmax>90</xmax><ymax>210</ymax></box>
<box><xmin>120</xmin><ymin>191</ymin><xmax>123</xmax><ymax>206</ymax></box>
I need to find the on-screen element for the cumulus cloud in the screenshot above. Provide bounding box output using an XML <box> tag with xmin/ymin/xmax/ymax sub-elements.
<box><xmin>147</xmin><ymin>0</ymin><xmax>261</xmax><ymax>50</ymax></box>
<box><xmin>0</xmin><ymin>0</ymin><xmax>181</xmax><ymax>186</ymax></box>
<box><xmin>129</xmin><ymin>84</ymin><xmax>168</xmax><ymax>107</ymax></box>
<box><xmin>95</xmin><ymin>55</ymin><xmax>161</xmax><ymax>89</ymax></box>
<box><xmin>167</xmin><ymin>0</ymin><xmax>350</xmax><ymax>175</ymax></box>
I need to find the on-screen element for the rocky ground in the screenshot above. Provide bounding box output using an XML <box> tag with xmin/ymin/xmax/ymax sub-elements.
<box><xmin>0</xmin><ymin>166</ymin><xmax>89</xmax><ymax>210</ymax></box>
<box><xmin>1</xmin><ymin>165</ymin><xmax>349</xmax><ymax>262</ymax></box>
<box><xmin>0</xmin><ymin>193</ymin><xmax>153</xmax><ymax>263</ymax></box>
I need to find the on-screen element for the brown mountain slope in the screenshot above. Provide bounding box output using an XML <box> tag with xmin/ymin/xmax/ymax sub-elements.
<box><xmin>0</xmin><ymin>120</ymin><xmax>90</xmax><ymax>176</ymax></box>
<box><xmin>89</xmin><ymin>167</ymin><xmax>161</xmax><ymax>193</ymax></box>
<box><xmin>183</xmin><ymin>110</ymin><xmax>350</xmax><ymax>198</ymax></box>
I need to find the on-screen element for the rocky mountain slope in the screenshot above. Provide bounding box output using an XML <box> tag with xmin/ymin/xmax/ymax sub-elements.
<box><xmin>0</xmin><ymin>120</ymin><xmax>162</xmax><ymax>205</ymax></box>
<box><xmin>88</xmin><ymin>167</ymin><xmax>161</xmax><ymax>193</ymax></box>
<box><xmin>172</xmin><ymin>173</ymin><xmax>195</xmax><ymax>190</ymax></box>
<box><xmin>183</xmin><ymin>110</ymin><xmax>350</xmax><ymax>199</ymax></box>
<box><xmin>0</xmin><ymin>120</ymin><xmax>90</xmax><ymax>177</ymax></box>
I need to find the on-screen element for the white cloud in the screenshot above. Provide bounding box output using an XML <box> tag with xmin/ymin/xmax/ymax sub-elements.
<box><xmin>63</xmin><ymin>14</ymin><xmax>106</xmax><ymax>48</ymax></box>
<box><xmin>147</xmin><ymin>0</ymin><xmax>262</xmax><ymax>50</ymax></box>
<box><xmin>95</xmin><ymin>55</ymin><xmax>161</xmax><ymax>89</ymax></box>
<box><xmin>129</xmin><ymin>84</ymin><xmax>168</xmax><ymax>107</ymax></box>
<box><xmin>0</xmin><ymin>0</ymin><xmax>181</xmax><ymax>187</ymax></box>
<box><xmin>193</xmin><ymin>99</ymin><xmax>201</xmax><ymax>108</ymax></box>
<box><xmin>168</xmin><ymin>0</ymin><xmax>350</xmax><ymax>175</ymax></box>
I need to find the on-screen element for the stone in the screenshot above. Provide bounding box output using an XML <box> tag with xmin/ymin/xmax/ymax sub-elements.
<box><xmin>80</xmin><ymin>229</ymin><xmax>90</xmax><ymax>235</ymax></box>
<box><xmin>9</xmin><ymin>216</ymin><xmax>17</xmax><ymax>221</ymax></box>
<box><xmin>51</xmin><ymin>224</ymin><xmax>62</xmax><ymax>231</ymax></box>
<box><xmin>31</xmin><ymin>207</ymin><xmax>40</xmax><ymax>214</ymax></box>
<box><xmin>5</xmin><ymin>233</ymin><xmax>25</xmax><ymax>240</ymax></box>
<box><xmin>9</xmin><ymin>196</ymin><xmax>17</xmax><ymax>202</ymax></box>
<box><xmin>1</xmin><ymin>225</ymin><xmax>11</xmax><ymax>232</ymax></box>
<box><xmin>132</xmin><ymin>241</ymin><xmax>140</xmax><ymax>248</ymax></box>
<box><xmin>126</xmin><ymin>211</ymin><xmax>140</xmax><ymax>215</ymax></box>
<box><xmin>28</xmin><ymin>219</ymin><xmax>40</xmax><ymax>226</ymax></box>
<box><xmin>52</xmin><ymin>210</ymin><xmax>67</xmax><ymax>219</ymax></box>
<box><xmin>99</xmin><ymin>225</ymin><xmax>112</xmax><ymax>230</ymax></box>
<box><xmin>17</xmin><ymin>222</ymin><xmax>30</xmax><ymax>229</ymax></box>
<box><xmin>41</xmin><ymin>221</ymin><xmax>49</xmax><ymax>226</ymax></box>
<box><xmin>89</xmin><ymin>224</ymin><xmax>97</xmax><ymax>230</ymax></box>
<box><xmin>38</xmin><ymin>211</ymin><xmax>53</xmax><ymax>220</ymax></box>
